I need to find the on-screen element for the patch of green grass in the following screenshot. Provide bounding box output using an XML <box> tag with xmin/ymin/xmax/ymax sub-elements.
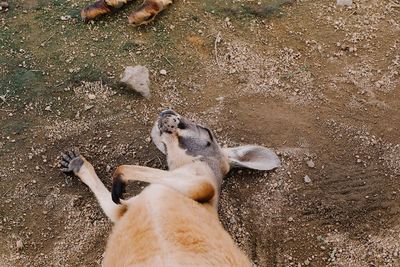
<box><xmin>0</xmin><ymin>29</ymin><xmax>23</xmax><ymax>52</ymax></box>
<box><xmin>3</xmin><ymin>68</ymin><xmax>45</xmax><ymax>95</ymax></box>
<box><xmin>36</xmin><ymin>0</ymin><xmax>67</xmax><ymax>10</ymax></box>
<box><xmin>203</xmin><ymin>0</ymin><xmax>294</xmax><ymax>20</ymax></box>
<box><xmin>2</xmin><ymin>119</ymin><xmax>30</xmax><ymax>135</ymax></box>
<box><xmin>51</xmin><ymin>0</ymin><xmax>68</xmax><ymax>7</ymax></box>
<box><xmin>120</xmin><ymin>41</ymin><xmax>139</xmax><ymax>52</ymax></box>
<box><xmin>68</xmin><ymin>65</ymin><xmax>107</xmax><ymax>85</ymax></box>
<box><xmin>67</xmin><ymin>8</ymin><xmax>82</xmax><ymax>19</ymax></box>
<box><xmin>151</xmin><ymin>23</ymin><xmax>173</xmax><ymax>48</ymax></box>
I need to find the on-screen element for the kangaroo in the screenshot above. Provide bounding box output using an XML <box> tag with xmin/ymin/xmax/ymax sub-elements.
<box><xmin>80</xmin><ymin>0</ymin><xmax>172</xmax><ymax>25</ymax></box>
<box><xmin>59</xmin><ymin>109</ymin><xmax>280</xmax><ymax>266</ymax></box>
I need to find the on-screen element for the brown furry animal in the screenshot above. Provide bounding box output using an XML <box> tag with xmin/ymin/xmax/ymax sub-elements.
<box><xmin>80</xmin><ymin>0</ymin><xmax>172</xmax><ymax>25</ymax></box>
<box><xmin>60</xmin><ymin>109</ymin><xmax>281</xmax><ymax>266</ymax></box>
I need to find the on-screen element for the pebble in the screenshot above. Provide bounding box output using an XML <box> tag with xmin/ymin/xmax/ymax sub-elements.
<box><xmin>60</xmin><ymin>15</ymin><xmax>71</xmax><ymax>21</ymax></box>
<box><xmin>304</xmin><ymin>175</ymin><xmax>312</xmax><ymax>183</ymax></box>
<box><xmin>330</xmin><ymin>248</ymin><xmax>337</xmax><ymax>259</ymax></box>
<box><xmin>159</xmin><ymin>69</ymin><xmax>167</xmax><ymax>75</ymax></box>
<box><xmin>337</xmin><ymin>0</ymin><xmax>352</xmax><ymax>6</ymax></box>
<box><xmin>0</xmin><ymin>1</ymin><xmax>8</xmax><ymax>8</ymax></box>
<box><xmin>120</xmin><ymin>65</ymin><xmax>151</xmax><ymax>98</ymax></box>
<box><xmin>306</xmin><ymin>159</ymin><xmax>315</xmax><ymax>168</ymax></box>
<box><xmin>16</xmin><ymin>240</ymin><xmax>23</xmax><ymax>250</ymax></box>
<box><xmin>84</xmin><ymin>104</ymin><xmax>94</xmax><ymax>111</ymax></box>
<box><xmin>88</xmin><ymin>93</ymin><xmax>96</xmax><ymax>100</ymax></box>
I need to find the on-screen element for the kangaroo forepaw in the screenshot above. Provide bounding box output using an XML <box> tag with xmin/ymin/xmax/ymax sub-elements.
<box><xmin>59</xmin><ymin>150</ymin><xmax>84</xmax><ymax>174</ymax></box>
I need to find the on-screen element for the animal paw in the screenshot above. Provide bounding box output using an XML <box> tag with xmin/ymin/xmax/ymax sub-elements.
<box><xmin>59</xmin><ymin>150</ymin><xmax>84</xmax><ymax>174</ymax></box>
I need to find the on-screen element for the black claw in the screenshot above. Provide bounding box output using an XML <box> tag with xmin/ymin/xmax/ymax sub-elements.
<box><xmin>111</xmin><ymin>175</ymin><xmax>126</xmax><ymax>204</ymax></box>
<box><xmin>60</xmin><ymin>160</ymin><xmax>69</xmax><ymax>167</ymax></box>
<box><xmin>61</xmin><ymin>153</ymin><xmax>71</xmax><ymax>161</ymax></box>
<box><xmin>61</xmin><ymin>168</ymin><xmax>70</xmax><ymax>173</ymax></box>
<box><xmin>68</xmin><ymin>151</ymin><xmax>75</xmax><ymax>159</ymax></box>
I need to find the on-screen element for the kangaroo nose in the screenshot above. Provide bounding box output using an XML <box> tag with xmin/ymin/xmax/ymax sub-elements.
<box><xmin>160</xmin><ymin>109</ymin><xmax>177</xmax><ymax>117</ymax></box>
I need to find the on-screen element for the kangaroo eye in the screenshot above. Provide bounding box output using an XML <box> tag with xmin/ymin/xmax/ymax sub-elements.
<box><xmin>206</xmin><ymin>141</ymin><xmax>211</xmax><ymax>147</ymax></box>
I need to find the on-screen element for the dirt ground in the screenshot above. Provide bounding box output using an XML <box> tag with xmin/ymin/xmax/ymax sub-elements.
<box><xmin>1</xmin><ymin>0</ymin><xmax>399</xmax><ymax>266</ymax></box>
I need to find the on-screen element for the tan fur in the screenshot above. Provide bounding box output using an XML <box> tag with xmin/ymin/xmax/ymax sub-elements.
<box><xmin>189</xmin><ymin>181</ymin><xmax>215</xmax><ymax>203</ymax></box>
<box><xmin>80</xmin><ymin>0</ymin><xmax>112</xmax><ymax>21</ymax></box>
<box><xmin>128</xmin><ymin>0</ymin><xmax>172</xmax><ymax>25</ymax></box>
<box><xmin>65</xmin><ymin>155</ymin><xmax>252</xmax><ymax>267</ymax></box>
<box><xmin>103</xmin><ymin>185</ymin><xmax>251</xmax><ymax>266</ymax></box>
<box><xmin>71</xmin><ymin>157</ymin><xmax>126</xmax><ymax>222</ymax></box>
<box><xmin>59</xmin><ymin>110</ymin><xmax>276</xmax><ymax>267</ymax></box>
<box><xmin>113</xmin><ymin>163</ymin><xmax>217</xmax><ymax>204</ymax></box>
<box><xmin>80</xmin><ymin>0</ymin><xmax>173</xmax><ymax>24</ymax></box>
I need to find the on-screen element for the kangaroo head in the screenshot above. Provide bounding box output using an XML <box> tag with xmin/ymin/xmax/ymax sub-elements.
<box><xmin>151</xmin><ymin>110</ymin><xmax>281</xmax><ymax>188</ymax></box>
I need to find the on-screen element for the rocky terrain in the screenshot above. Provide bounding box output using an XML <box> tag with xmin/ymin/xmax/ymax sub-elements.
<box><xmin>0</xmin><ymin>0</ymin><xmax>399</xmax><ymax>266</ymax></box>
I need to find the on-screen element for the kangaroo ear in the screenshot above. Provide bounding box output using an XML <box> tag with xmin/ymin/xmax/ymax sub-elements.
<box><xmin>223</xmin><ymin>145</ymin><xmax>281</xmax><ymax>171</ymax></box>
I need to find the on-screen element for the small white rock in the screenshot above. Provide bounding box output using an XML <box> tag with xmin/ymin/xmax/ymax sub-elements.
<box><xmin>60</xmin><ymin>15</ymin><xmax>71</xmax><ymax>21</ymax></box>
<box><xmin>0</xmin><ymin>1</ymin><xmax>9</xmax><ymax>8</ymax></box>
<box><xmin>159</xmin><ymin>69</ymin><xmax>167</xmax><ymax>75</ymax></box>
<box><xmin>84</xmin><ymin>104</ymin><xmax>94</xmax><ymax>111</ymax></box>
<box><xmin>306</xmin><ymin>159</ymin><xmax>315</xmax><ymax>168</ymax></box>
<box><xmin>304</xmin><ymin>175</ymin><xmax>312</xmax><ymax>183</ymax></box>
<box><xmin>337</xmin><ymin>0</ymin><xmax>352</xmax><ymax>6</ymax></box>
<box><xmin>16</xmin><ymin>240</ymin><xmax>23</xmax><ymax>250</ymax></box>
<box><xmin>88</xmin><ymin>93</ymin><xmax>96</xmax><ymax>100</ymax></box>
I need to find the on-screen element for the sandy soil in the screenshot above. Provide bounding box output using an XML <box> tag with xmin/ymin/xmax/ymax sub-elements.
<box><xmin>0</xmin><ymin>0</ymin><xmax>399</xmax><ymax>266</ymax></box>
